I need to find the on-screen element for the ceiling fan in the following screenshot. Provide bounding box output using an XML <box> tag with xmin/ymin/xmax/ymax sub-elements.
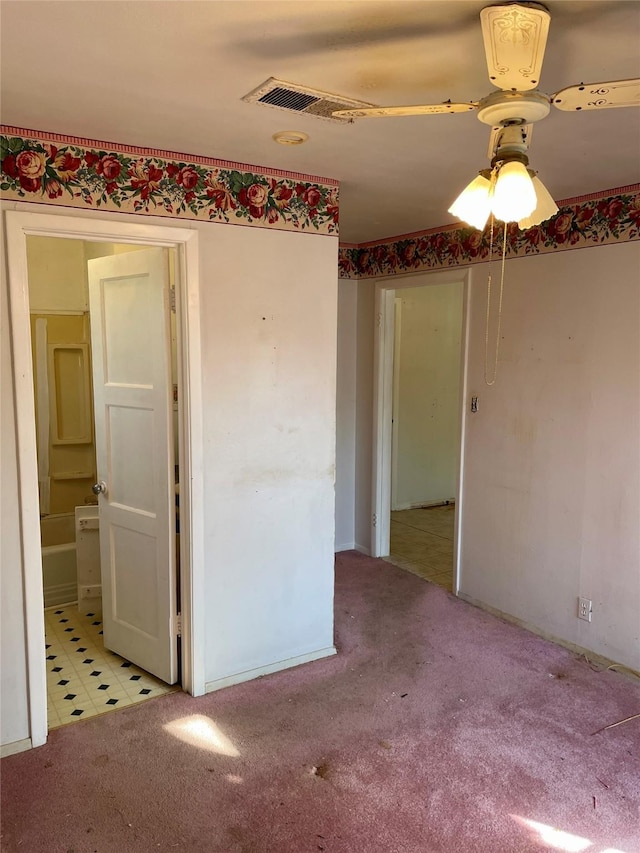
<box><xmin>332</xmin><ymin>1</ymin><xmax>640</xmax><ymax>230</ymax></box>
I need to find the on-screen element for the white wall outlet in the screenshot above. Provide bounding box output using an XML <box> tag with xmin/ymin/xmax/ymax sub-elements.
<box><xmin>578</xmin><ymin>597</ymin><xmax>592</xmax><ymax>622</ymax></box>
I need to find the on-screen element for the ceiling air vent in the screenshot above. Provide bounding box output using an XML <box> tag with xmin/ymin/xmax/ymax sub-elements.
<box><xmin>242</xmin><ymin>77</ymin><xmax>374</xmax><ymax>122</ymax></box>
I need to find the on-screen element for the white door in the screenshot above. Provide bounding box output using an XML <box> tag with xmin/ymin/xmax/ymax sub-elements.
<box><xmin>88</xmin><ymin>248</ymin><xmax>177</xmax><ymax>684</ymax></box>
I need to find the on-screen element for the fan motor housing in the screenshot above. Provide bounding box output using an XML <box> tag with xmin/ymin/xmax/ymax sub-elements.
<box><xmin>477</xmin><ymin>90</ymin><xmax>551</xmax><ymax>126</ymax></box>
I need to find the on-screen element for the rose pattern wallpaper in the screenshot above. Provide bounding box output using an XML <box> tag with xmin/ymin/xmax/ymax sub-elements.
<box><xmin>0</xmin><ymin>129</ymin><xmax>339</xmax><ymax>235</ymax></box>
<box><xmin>338</xmin><ymin>186</ymin><xmax>640</xmax><ymax>279</ymax></box>
<box><xmin>2</xmin><ymin>130</ymin><xmax>637</xmax><ymax>266</ymax></box>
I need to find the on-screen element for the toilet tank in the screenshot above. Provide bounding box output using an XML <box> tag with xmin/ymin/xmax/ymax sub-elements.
<box><xmin>75</xmin><ymin>506</ymin><xmax>102</xmax><ymax>616</ymax></box>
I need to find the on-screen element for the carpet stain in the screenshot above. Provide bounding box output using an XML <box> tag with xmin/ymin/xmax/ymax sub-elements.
<box><xmin>92</xmin><ymin>754</ymin><xmax>109</xmax><ymax>767</ymax></box>
<box><xmin>378</xmin><ymin>739</ymin><xmax>392</xmax><ymax>749</ymax></box>
<box><xmin>312</xmin><ymin>762</ymin><xmax>330</xmax><ymax>779</ymax></box>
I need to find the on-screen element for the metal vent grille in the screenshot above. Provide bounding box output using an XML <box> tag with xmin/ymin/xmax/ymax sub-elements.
<box><xmin>243</xmin><ymin>77</ymin><xmax>374</xmax><ymax>122</ymax></box>
<box><xmin>258</xmin><ymin>87</ymin><xmax>319</xmax><ymax>111</ymax></box>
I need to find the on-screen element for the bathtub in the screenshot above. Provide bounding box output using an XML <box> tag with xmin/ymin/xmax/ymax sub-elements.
<box><xmin>41</xmin><ymin>513</ymin><xmax>77</xmax><ymax>608</ymax></box>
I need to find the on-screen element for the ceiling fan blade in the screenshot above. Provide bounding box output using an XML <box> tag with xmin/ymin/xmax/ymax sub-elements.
<box><xmin>480</xmin><ymin>2</ymin><xmax>551</xmax><ymax>92</ymax></box>
<box><xmin>552</xmin><ymin>78</ymin><xmax>640</xmax><ymax>111</ymax></box>
<box><xmin>332</xmin><ymin>103</ymin><xmax>477</xmax><ymax>119</ymax></box>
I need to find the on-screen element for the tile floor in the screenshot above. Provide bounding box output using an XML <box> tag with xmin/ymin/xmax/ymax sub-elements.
<box><xmin>45</xmin><ymin>604</ymin><xmax>177</xmax><ymax>729</ymax></box>
<box><xmin>386</xmin><ymin>504</ymin><xmax>455</xmax><ymax>591</ymax></box>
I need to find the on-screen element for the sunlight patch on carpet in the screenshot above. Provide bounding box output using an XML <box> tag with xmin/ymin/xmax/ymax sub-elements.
<box><xmin>511</xmin><ymin>816</ymin><xmax>592</xmax><ymax>852</ymax></box>
<box><xmin>164</xmin><ymin>715</ymin><xmax>240</xmax><ymax>757</ymax></box>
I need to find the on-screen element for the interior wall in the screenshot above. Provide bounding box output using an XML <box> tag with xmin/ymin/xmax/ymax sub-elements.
<box><xmin>1</xmin><ymin>201</ymin><xmax>338</xmax><ymax>746</ymax></box>
<box><xmin>27</xmin><ymin>238</ymin><xmax>97</xmax><ymax>516</ymax></box>
<box><xmin>460</xmin><ymin>241</ymin><xmax>640</xmax><ymax>670</ymax></box>
<box><xmin>335</xmin><ymin>278</ymin><xmax>357</xmax><ymax>550</ymax></box>
<box><xmin>1</xmin><ymin>268</ymin><xmax>30</xmax><ymax>746</ymax></box>
<box><xmin>201</xmin><ymin>225</ymin><xmax>338</xmax><ymax>684</ymax></box>
<box><xmin>392</xmin><ymin>281</ymin><xmax>463</xmax><ymax>509</ymax></box>
<box><xmin>348</xmin><ymin>241</ymin><xmax>639</xmax><ymax>670</ymax></box>
<box><xmin>26</xmin><ymin>236</ymin><xmax>88</xmax><ymax>313</ymax></box>
<box><xmin>354</xmin><ymin>279</ymin><xmax>375</xmax><ymax>553</ymax></box>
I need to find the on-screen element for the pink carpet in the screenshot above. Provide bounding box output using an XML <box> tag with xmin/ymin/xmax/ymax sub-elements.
<box><xmin>2</xmin><ymin>551</ymin><xmax>639</xmax><ymax>852</ymax></box>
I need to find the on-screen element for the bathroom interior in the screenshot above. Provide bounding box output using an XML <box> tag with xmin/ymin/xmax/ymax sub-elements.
<box><xmin>29</xmin><ymin>236</ymin><xmax>179</xmax><ymax>728</ymax></box>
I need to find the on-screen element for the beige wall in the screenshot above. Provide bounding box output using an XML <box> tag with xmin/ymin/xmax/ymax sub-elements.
<box><xmin>354</xmin><ymin>280</ymin><xmax>375</xmax><ymax>552</ymax></box>
<box><xmin>1</xmin><ymin>202</ymin><xmax>338</xmax><ymax>747</ymax></box>
<box><xmin>25</xmin><ymin>238</ymin><xmax>168</xmax><ymax>518</ymax></box>
<box><xmin>393</xmin><ymin>280</ymin><xmax>463</xmax><ymax>509</ymax></box>
<box><xmin>29</xmin><ymin>311</ymin><xmax>96</xmax><ymax>514</ymax></box>
<box><xmin>335</xmin><ymin>279</ymin><xmax>357</xmax><ymax>550</ymax></box>
<box><xmin>26</xmin><ymin>236</ymin><xmax>88</xmax><ymax>313</ymax></box>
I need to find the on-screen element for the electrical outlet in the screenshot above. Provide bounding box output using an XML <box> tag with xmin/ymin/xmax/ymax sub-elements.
<box><xmin>578</xmin><ymin>597</ymin><xmax>592</xmax><ymax>622</ymax></box>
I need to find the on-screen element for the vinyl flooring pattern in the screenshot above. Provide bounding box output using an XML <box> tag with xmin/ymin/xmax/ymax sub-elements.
<box><xmin>45</xmin><ymin>604</ymin><xmax>178</xmax><ymax>729</ymax></box>
<box><xmin>386</xmin><ymin>504</ymin><xmax>455</xmax><ymax>591</ymax></box>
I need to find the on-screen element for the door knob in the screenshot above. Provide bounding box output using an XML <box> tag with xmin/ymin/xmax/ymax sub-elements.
<box><xmin>92</xmin><ymin>481</ymin><xmax>107</xmax><ymax>496</ymax></box>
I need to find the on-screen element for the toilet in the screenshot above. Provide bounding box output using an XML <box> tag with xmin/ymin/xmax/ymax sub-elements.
<box><xmin>75</xmin><ymin>506</ymin><xmax>102</xmax><ymax>616</ymax></box>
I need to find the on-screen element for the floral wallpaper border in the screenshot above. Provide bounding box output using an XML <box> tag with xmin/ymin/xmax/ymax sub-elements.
<box><xmin>338</xmin><ymin>185</ymin><xmax>640</xmax><ymax>279</ymax></box>
<box><xmin>0</xmin><ymin>127</ymin><xmax>339</xmax><ymax>235</ymax></box>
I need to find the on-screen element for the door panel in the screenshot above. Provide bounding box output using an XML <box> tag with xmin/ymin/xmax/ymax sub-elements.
<box><xmin>88</xmin><ymin>247</ymin><xmax>177</xmax><ymax>684</ymax></box>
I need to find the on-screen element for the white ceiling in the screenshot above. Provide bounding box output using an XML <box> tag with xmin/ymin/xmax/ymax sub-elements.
<box><xmin>1</xmin><ymin>0</ymin><xmax>639</xmax><ymax>243</ymax></box>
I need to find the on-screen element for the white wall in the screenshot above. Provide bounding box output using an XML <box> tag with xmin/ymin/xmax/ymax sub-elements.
<box><xmin>199</xmin><ymin>225</ymin><xmax>338</xmax><ymax>685</ymax></box>
<box><xmin>393</xmin><ymin>281</ymin><xmax>463</xmax><ymax>509</ymax></box>
<box><xmin>1</xmin><ymin>270</ymin><xmax>30</xmax><ymax>746</ymax></box>
<box><xmin>1</xmin><ymin>201</ymin><xmax>338</xmax><ymax>747</ymax></box>
<box><xmin>354</xmin><ymin>280</ymin><xmax>375</xmax><ymax>552</ymax></box>
<box><xmin>335</xmin><ymin>279</ymin><xmax>357</xmax><ymax>550</ymax></box>
<box><xmin>460</xmin><ymin>242</ymin><xmax>640</xmax><ymax>670</ymax></box>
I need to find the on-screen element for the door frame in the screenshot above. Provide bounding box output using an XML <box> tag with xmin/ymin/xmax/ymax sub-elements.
<box><xmin>5</xmin><ymin>208</ymin><xmax>206</xmax><ymax>748</ymax></box>
<box><xmin>371</xmin><ymin>267</ymin><xmax>472</xmax><ymax>595</ymax></box>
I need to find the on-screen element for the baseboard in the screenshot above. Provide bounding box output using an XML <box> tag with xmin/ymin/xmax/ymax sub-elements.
<box><xmin>43</xmin><ymin>582</ymin><xmax>78</xmax><ymax>609</ymax></box>
<box><xmin>1</xmin><ymin>737</ymin><xmax>32</xmax><ymax>758</ymax></box>
<box><xmin>205</xmin><ymin>646</ymin><xmax>337</xmax><ymax>694</ymax></box>
<box><xmin>335</xmin><ymin>542</ymin><xmax>355</xmax><ymax>553</ymax></box>
<box><xmin>354</xmin><ymin>544</ymin><xmax>371</xmax><ymax>556</ymax></box>
<box><xmin>392</xmin><ymin>499</ymin><xmax>456</xmax><ymax>511</ymax></box>
<box><xmin>457</xmin><ymin>591</ymin><xmax>640</xmax><ymax>676</ymax></box>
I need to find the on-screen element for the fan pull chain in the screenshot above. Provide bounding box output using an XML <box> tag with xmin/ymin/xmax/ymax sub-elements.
<box><xmin>484</xmin><ymin>221</ymin><xmax>508</xmax><ymax>386</ymax></box>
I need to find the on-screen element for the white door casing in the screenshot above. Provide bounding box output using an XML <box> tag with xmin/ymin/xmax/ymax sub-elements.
<box><xmin>6</xmin><ymin>209</ymin><xmax>204</xmax><ymax>750</ymax></box>
<box><xmin>88</xmin><ymin>247</ymin><xmax>177</xmax><ymax>684</ymax></box>
<box><xmin>390</xmin><ymin>297</ymin><xmax>402</xmax><ymax>511</ymax></box>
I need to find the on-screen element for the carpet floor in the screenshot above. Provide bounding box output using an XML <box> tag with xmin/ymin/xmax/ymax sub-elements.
<box><xmin>2</xmin><ymin>551</ymin><xmax>639</xmax><ymax>853</ymax></box>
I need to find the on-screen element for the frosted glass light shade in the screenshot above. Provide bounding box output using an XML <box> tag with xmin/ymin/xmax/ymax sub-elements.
<box><xmin>448</xmin><ymin>174</ymin><xmax>492</xmax><ymax>230</ymax></box>
<box><xmin>492</xmin><ymin>161</ymin><xmax>537</xmax><ymax>222</ymax></box>
<box><xmin>517</xmin><ymin>176</ymin><xmax>559</xmax><ymax>228</ymax></box>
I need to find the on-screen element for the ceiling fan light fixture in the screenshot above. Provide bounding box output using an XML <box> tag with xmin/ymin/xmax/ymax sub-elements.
<box><xmin>517</xmin><ymin>175</ymin><xmax>559</xmax><ymax>228</ymax></box>
<box><xmin>448</xmin><ymin>172</ymin><xmax>493</xmax><ymax>231</ymax></box>
<box><xmin>492</xmin><ymin>160</ymin><xmax>537</xmax><ymax>223</ymax></box>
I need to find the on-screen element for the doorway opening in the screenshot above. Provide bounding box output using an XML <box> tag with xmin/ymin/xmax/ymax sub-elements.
<box><xmin>371</xmin><ymin>269</ymin><xmax>470</xmax><ymax>594</ymax></box>
<box><xmin>6</xmin><ymin>211</ymin><xmax>204</xmax><ymax>749</ymax></box>
<box><xmin>28</xmin><ymin>237</ymin><xmax>181</xmax><ymax>728</ymax></box>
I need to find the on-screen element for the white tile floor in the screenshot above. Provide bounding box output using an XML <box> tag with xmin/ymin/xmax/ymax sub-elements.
<box><xmin>45</xmin><ymin>604</ymin><xmax>177</xmax><ymax>728</ymax></box>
